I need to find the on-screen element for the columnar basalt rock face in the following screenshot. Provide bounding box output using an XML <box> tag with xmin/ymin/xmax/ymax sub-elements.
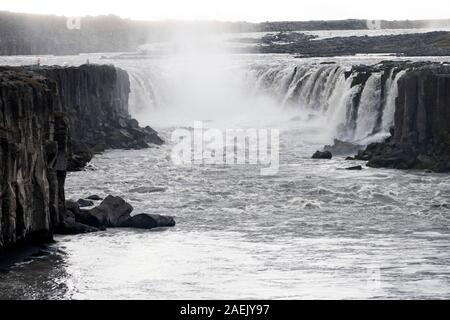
<box><xmin>34</xmin><ymin>65</ymin><xmax>163</xmax><ymax>171</ymax></box>
<box><xmin>0</xmin><ymin>68</ymin><xmax>67</xmax><ymax>249</ymax></box>
<box><xmin>0</xmin><ymin>64</ymin><xmax>164</xmax><ymax>250</ymax></box>
<box><xmin>355</xmin><ymin>63</ymin><xmax>450</xmax><ymax>172</ymax></box>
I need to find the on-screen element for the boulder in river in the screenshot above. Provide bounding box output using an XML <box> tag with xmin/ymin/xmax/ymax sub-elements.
<box><xmin>88</xmin><ymin>195</ymin><xmax>134</xmax><ymax>227</ymax></box>
<box><xmin>312</xmin><ymin>150</ymin><xmax>333</xmax><ymax>159</ymax></box>
<box><xmin>345</xmin><ymin>165</ymin><xmax>363</xmax><ymax>171</ymax></box>
<box><xmin>123</xmin><ymin>214</ymin><xmax>176</xmax><ymax>229</ymax></box>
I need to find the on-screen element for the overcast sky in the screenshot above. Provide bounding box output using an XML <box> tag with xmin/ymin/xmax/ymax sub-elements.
<box><xmin>1</xmin><ymin>0</ymin><xmax>449</xmax><ymax>22</ymax></box>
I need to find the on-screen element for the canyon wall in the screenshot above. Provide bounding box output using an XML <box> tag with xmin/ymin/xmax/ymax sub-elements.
<box><xmin>0</xmin><ymin>68</ymin><xmax>67</xmax><ymax>249</ymax></box>
<box><xmin>35</xmin><ymin>65</ymin><xmax>162</xmax><ymax>171</ymax></box>
<box><xmin>0</xmin><ymin>64</ymin><xmax>161</xmax><ymax>250</ymax></box>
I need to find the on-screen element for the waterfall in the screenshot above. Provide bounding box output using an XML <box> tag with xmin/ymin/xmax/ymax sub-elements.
<box><xmin>127</xmin><ymin>66</ymin><xmax>165</xmax><ymax>115</ymax></box>
<box><xmin>125</xmin><ymin>58</ymin><xmax>406</xmax><ymax>145</ymax></box>
<box><xmin>353</xmin><ymin>73</ymin><xmax>383</xmax><ymax>141</ymax></box>
<box><xmin>244</xmin><ymin>62</ymin><xmax>407</xmax><ymax>144</ymax></box>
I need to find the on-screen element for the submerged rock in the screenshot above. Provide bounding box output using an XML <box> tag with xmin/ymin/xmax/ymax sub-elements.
<box><xmin>312</xmin><ymin>150</ymin><xmax>333</xmax><ymax>159</ymax></box>
<box><xmin>324</xmin><ymin>139</ymin><xmax>364</xmax><ymax>156</ymax></box>
<box><xmin>129</xmin><ymin>186</ymin><xmax>167</xmax><ymax>194</ymax></box>
<box><xmin>345</xmin><ymin>165</ymin><xmax>363</xmax><ymax>171</ymax></box>
<box><xmin>123</xmin><ymin>214</ymin><xmax>176</xmax><ymax>229</ymax></box>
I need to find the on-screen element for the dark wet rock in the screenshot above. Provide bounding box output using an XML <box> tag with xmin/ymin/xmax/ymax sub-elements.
<box><xmin>67</xmin><ymin>140</ymin><xmax>93</xmax><ymax>172</ymax></box>
<box><xmin>77</xmin><ymin>199</ymin><xmax>95</xmax><ymax>208</ymax></box>
<box><xmin>324</xmin><ymin>139</ymin><xmax>364</xmax><ymax>156</ymax></box>
<box><xmin>312</xmin><ymin>150</ymin><xmax>333</xmax><ymax>159</ymax></box>
<box><xmin>88</xmin><ymin>195</ymin><xmax>134</xmax><ymax>228</ymax></box>
<box><xmin>345</xmin><ymin>156</ymin><xmax>356</xmax><ymax>161</ymax></box>
<box><xmin>86</xmin><ymin>195</ymin><xmax>103</xmax><ymax>201</ymax></box>
<box><xmin>431</xmin><ymin>203</ymin><xmax>450</xmax><ymax>210</ymax></box>
<box><xmin>345</xmin><ymin>165</ymin><xmax>363</xmax><ymax>171</ymax></box>
<box><xmin>58</xmin><ymin>202</ymin><xmax>100</xmax><ymax>235</ymax></box>
<box><xmin>76</xmin><ymin>210</ymin><xmax>105</xmax><ymax>230</ymax></box>
<box><xmin>129</xmin><ymin>186</ymin><xmax>168</xmax><ymax>194</ymax></box>
<box><xmin>143</xmin><ymin>126</ymin><xmax>164</xmax><ymax>146</ymax></box>
<box><xmin>123</xmin><ymin>214</ymin><xmax>176</xmax><ymax>229</ymax></box>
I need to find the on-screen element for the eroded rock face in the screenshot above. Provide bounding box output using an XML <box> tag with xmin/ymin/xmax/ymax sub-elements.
<box><xmin>355</xmin><ymin>64</ymin><xmax>450</xmax><ymax>172</ymax></box>
<box><xmin>87</xmin><ymin>195</ymin><xmax>134</xmax><ymax>228</ymax></box>
<box><xmin>34</xmin><ymin>65</ymin><xmax>164</xmax><ymax>171</ymax></box>
<box><xmin>312</xmin><ymin>151</ymin><xmax>333</xmax><ymax>159</ymax></box>
<box><xmin>0</xmin><ymin>65</ymin><xmax>165</xmax><ymax>250</ymax></box>
<box><xmin>0</xmin><ymin>68</ymin><xmax>68</xmax><ymax>248</ymax></box>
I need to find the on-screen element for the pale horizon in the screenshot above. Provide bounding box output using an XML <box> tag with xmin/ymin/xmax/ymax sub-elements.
<box><xmin>1</xmin><ymin>0</ymin><xmax>449</xmax><ymax>23</ymax></box>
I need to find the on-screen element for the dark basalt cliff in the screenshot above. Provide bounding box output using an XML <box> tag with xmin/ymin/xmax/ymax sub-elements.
<box><xmin>355</xmin><ymin>63</ymin><xmax>450</xmax><ymax>172</ymax></box>
<box><xmin>34</xmin><ymin>65</ymin><xmax>163</xmax><ymax>171</ymax></box>
<box><xmin>0</xmin><ymin>68</ymin><xmax>67</xmax><ymax>249</ymax></box>
<box><xmin>0</xmin><ymin>65</ymin><xmax>162</xmax><ymax>250</ymax></box>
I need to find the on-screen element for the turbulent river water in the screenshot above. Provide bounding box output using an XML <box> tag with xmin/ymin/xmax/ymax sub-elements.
<box><xmin>1</xmin><ymin>43</ymin><xmax>450</xmax><ymax>299</ymax></box>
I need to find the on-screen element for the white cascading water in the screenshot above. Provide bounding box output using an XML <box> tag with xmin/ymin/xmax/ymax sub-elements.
<box><xmin>381</xmin><ymin>70</ymin><xmax>406</xmax><ymax>132</ymax></box>
<box><xmin>353</xmin><ymin>73</ymin><xmax>383</xmax><ymax>142</ymax></box>
<box><xmin>127</xmin><ymin>59</ymin><xmax>405</xmax><ymax>145</ymax></box>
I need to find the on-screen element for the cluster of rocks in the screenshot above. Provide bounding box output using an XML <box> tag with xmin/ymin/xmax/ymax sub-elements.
<box><xmin>311</xmin><ymin>139</ymin><xmax>364</xmax><ymax>170</ymax></box>
<box><xmin>311</xmin><ymin>149</ymin><xmax>363</xmax><ymax>171</ymax></box>
<box><xmin>59</xmin><ymin>195</ymin><xmax>175</xmax><ymax>235</ymax></box>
